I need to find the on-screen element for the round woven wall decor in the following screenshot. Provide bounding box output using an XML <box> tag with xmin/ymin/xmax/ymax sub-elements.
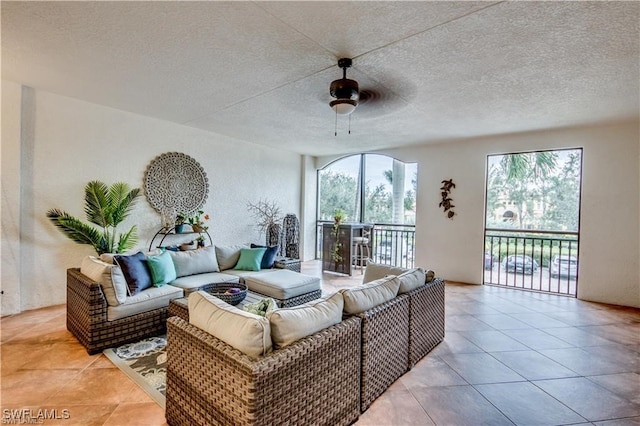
<box><xmin>144</xmin><ymin>152</ymin><xmax>209</xmax><ymax>215</ymax></box>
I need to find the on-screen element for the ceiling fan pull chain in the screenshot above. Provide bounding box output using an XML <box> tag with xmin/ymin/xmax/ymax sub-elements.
<box><xmin>348</xmin><ymin>114</ymin><xmax>351</xmax><ymax>135</ymax></box>
<box><xmin>334</xmin><ymin>110</ymin><xmax>338</xmax><ymax>137</ymax></box>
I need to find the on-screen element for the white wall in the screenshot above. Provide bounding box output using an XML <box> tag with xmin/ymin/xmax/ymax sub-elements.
<box><xmin>382</xmin><ymin>123</ymin><xmax>640</xmax><ymax>308</ymax></box>
<box><xmin>1</xmin><ymin>83</ymin><xmax>302</xmax><ymax>314</ymax></box>
<box><xmin>1</xmin><ymin>80</ymin><xmax>24</xmax><ymax>315</ymax></box>
<box><xmin>301</xmin><ymin>155</ymin><xmax>318</xmax><ymax>261</ymax></box>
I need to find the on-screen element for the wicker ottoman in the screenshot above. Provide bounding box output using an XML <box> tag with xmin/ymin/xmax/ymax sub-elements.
<box><xmin>243</xmin><ymin>269</ymin><xmax>321</xmax><ymax>307</ymax></box>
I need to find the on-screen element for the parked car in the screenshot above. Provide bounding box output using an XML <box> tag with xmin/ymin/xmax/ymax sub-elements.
<box><xmin>484</xmin><ymin>252</ymin><xmax>494</xmax><ymax>270</ymax></box>
<box><xmin>502</xmin><ymin>255</ymin><xmax>538</xmax><ymax>275</ymax></box>
<box><xmin>550</xmin><ymin>255</ymin><xmax>578</xmax><ymax>278</ymax></box>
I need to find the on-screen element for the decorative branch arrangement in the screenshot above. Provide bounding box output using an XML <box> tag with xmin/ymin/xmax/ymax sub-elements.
<box><xmin>247</xmin><ymin>199</ymin><xmax>283</xmax><ymax>246</ymax></box>
<box><xmin>439</xmin><ymin>179</ymin><xmax>456</xmax><ymax>219</ymax></box>
<box><xmin>246</xmin><ymin>199</ymin><xmax>282</xmax><ymax>234</ymax></box>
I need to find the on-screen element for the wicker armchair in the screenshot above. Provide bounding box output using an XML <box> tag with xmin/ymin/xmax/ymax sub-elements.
<box><xmin>66</xmin><ymin>268</ymin><xmax>170</xmax><ymax>355</ymax></box>
<box><xmin>408</xmin><ymin>278</ymin><xmax>445</xmax><ymax>368</ymax></box>
<box><xmin>165</xmin><ymin>315</ymin><xmax>362</xmax><ymax>426</ymax></box>
<box><xmin>355</xmin><ymin>294</ymin><xmax>410</xmax><ymax>412</ymax></box>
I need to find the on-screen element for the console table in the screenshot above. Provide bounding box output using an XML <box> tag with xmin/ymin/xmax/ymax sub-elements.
<box><xmin>322</xmin><ymin>223</ymin><xmax>366</xmax><ymax>276</ymax></box>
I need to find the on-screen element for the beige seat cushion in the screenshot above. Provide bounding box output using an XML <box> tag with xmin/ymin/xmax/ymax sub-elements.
<box><xmin>81</xmin><ymin>256</ymin><xmax>128</xmax><ymax>306</ymax></box>
<box><xmin>188</xmin><ymin>291</ymin><xmax>272</xmax><ymax>358</ymax></box>
<box><xmin>267</xmin><ymin>292</ymin><xmax>344</xmax><ymax>348</ymax></box>
<box><xmin>169</xmin><ymin>272</ymin><xmax>240</xmax><ymax>291</ymax></box>
<box><xmin>244</xmin><ymin>269</ymin><xmax>320</xmax><ymax>300</ymax></box>
<box><xmin>340</xmin><ymin>275</ymin><xmax>400</xmax><ymax>314</ymax></box>
<box><xmin>107</xmin><ymin>284</ymin><xmax>183</xmax><ymax>320</ymax></box>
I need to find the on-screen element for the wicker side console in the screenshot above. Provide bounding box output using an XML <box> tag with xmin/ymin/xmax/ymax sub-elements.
<box><xmin>355</xmin><ymin>294</ymin><xmax>410</xmax><ymax>412</ymax></box>
<box><xmin>66</xmin><ymin>268</ymin><xmax>169</xmax><ymax>355</ymax></box>
<box><xmin>165</xmin><ymin>315</ymin><xmax>362</xmax><ymax>426</ymax></box>
<box><xmin>273</xmin><ymin>257</ymin><xmax>301</xmax><ymax>272</ymax></box>
<box><xmin>408</xmin><ymin>278</ymin><xmax>445</xmax><ymax>368</ymax></box>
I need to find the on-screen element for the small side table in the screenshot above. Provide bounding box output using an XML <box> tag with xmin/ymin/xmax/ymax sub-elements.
<box><xmin>274</xmin><ymin>257</ymin><xmax>301</xmax><ymax>273</ymax></box>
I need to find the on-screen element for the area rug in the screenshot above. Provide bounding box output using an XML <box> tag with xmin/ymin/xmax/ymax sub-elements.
<box><xmin>103</xmin><ymin>336</ymin><xmax>166</xmax><ymax>408</ymax></box>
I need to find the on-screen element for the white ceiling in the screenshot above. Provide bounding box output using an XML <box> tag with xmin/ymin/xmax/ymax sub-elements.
<box><xmin>2</xmin><ymin>1</ymin><xmax>638</xmax><ymax>156</ymax></box>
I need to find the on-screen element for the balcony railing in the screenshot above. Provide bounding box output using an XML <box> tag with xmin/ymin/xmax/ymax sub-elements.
<box><xmin>316</xmin><ymin>222</ymin><xmax>416</xmax><ymax>269</ymax></box>
<box><xmin>484</xmin><ymin>228</ymin><xmax>579</xmax><ymax>297</ymax></box>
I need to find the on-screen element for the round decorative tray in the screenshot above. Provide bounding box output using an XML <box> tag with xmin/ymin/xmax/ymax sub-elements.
<box><xmin>207</xmin><ymin>283</ymin><xmax>248</xmax><ymax>306</ymax></box>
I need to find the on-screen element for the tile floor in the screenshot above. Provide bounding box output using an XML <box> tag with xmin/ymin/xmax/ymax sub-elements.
<box><xmin>1</xmin><ymin>261</ymin><xmax>639</xmax><ymax>425</ymax></box>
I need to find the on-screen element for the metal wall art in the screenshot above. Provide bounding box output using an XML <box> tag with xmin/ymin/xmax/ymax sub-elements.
<box><xmin>144</xmin><ymin>152</ymin><xmax>209</xmax><ymax>217</ymax></box>
<box><xmin>439</xmin><ymin>179</ymin><xmax>456</xmax><ymax>219</ymax></box>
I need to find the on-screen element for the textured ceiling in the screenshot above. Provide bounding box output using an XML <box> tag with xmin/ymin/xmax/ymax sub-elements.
<box><xmin>2</xmin><ymin>1</ymin><xmax>638</xmax><ymax>156</ymax></box>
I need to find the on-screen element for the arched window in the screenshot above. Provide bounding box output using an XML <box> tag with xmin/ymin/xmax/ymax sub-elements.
<box><xmin>317</xmin><ymin>154</ymin><xmax>417</xmax><ymax>225</ymax></box>
<box><xmin>317</xmin><ymin>154</ymin><xmax>418</xmax><ymax>265</ymax></box>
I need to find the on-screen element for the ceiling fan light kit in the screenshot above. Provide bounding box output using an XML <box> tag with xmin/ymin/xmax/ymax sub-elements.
<box><xmin>330</xmin><ymin>58</ymin><xmax>360</xmax><ymax>135</ymax></box>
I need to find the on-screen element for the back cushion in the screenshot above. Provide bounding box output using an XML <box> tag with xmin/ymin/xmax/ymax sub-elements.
<box><xmin>340</xmin><ymin>275</ymin><xmax>401</xmax><ymax>314</ymax></box>
<box><xmin>169</xmin><ymin>246</ymin><xmax>219</xmax><ymax>278</ymax></box>
<box><xmin>215</xmin><ymin>244</ymin><xmax>248</xmax><ymax>270</ymax></box>
<box><xmin>114</xmin><ymin>251</ymin><xmax>153</xmax><ymax>296</ymax></box>
<box><xmin>147</xmin><ymin>250</ymin><xmax>178</xmax><ymax>286</ymax></box>
<box><xmin>267</xmin><ymin>292</ymin><xmax>344</xmax><ymax>348</ymax></box>
<box><xmin>363</xmin><ymin>261</ymin><xmax>407</xmax><ymax>284</ymax></box>
<box><xmin>397</xmin><ymin>268</ymin><xmax>426</xmax><ymax>294</ymax></box>
<box><xmin>250</xmin><ymin>243</ymin><xmax>279</xmax><ymax>269</ymax></box>
<box><xmin>189</xmin><ymin>291</ymin><xmax>272</xmax><ymax>358</ymax></box>
<box><xmin>80</xmin><ymin>256</ymin><xmax>127</xmax><ymax>306</ymax></box>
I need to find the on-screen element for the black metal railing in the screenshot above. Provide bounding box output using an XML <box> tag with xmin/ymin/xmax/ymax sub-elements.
<box><xmin>484</xmin><ymin>228</ymin><xmax>579</xmax><ymax>297</ymax></box>
<box><xmin>316</xmin><ymin>222</ymin><xmax>416</xmax><ymax>269</ymax></box>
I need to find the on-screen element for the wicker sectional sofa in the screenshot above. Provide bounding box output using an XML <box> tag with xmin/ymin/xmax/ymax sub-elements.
<box><xmin>67</xmin><ymin>245</ymin><xmax>321</xmax><ymax>354</ymax></box>
<box><xmin>165</xmin><ymin>264</ymin><xmax>445</xmax><ymax>425</ymax></box>
<box><xmin>166</xmin><ymin>315</ymin><xmax>362</xmax><ymax>426</ymax></box>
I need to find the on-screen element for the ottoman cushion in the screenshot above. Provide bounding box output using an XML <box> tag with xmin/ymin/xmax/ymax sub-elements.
<box><xmin>244</xmin><ymin>269</ymin><xmax>320</xmax><ymax>300</ymax></box>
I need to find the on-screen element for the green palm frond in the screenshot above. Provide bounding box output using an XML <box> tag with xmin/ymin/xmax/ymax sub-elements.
<box><xmin>532</xmin><ymin>152</ymin><xmax>558</xmax><ymax>180</ymax></box>
<box><xmin>116</xmin><ymin>225</ymin><xmax>138</xmax><ymax>254</ymax></box>
<box><xmin>49</xmin><ymin>180</ymin><xmax>141</xmax><ymax>255</ymax></box>
<box><xmin>84</xmin><ymin>181</ymin><xmax>110</xmax><ymax>227</ymax></box>
<box><xmin>110</xmin><ymin>185</ymin><xmax>141</xmax><ymax>225</ymax></box>
<box><xmin>46</xmin><ymin>209</ymin><xmax>104</xmax><ymax>250</ymax></box>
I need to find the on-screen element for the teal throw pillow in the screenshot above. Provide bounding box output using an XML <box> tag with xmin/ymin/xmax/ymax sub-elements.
<box><xmin>147</xmin><ymin>250</ymin><xmax>177</xmax><ymax>286</ymax></box>
<box><xmin>250</xmin><ymin>243</ymin><xmax>279</xmax><ymax>269</ymax></box>
<box><xmin>234</xmin><ymin>248</ymin><xmax>267</xmax><ymax>271</ymax></box>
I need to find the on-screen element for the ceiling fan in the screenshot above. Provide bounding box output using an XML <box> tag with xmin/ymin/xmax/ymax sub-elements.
<box><xmin>328</xmin><ymin>57</ymin><xmax>398</xmax><ymax>135</ymax></box>
<box><xmin>329</xmin><ymin>58</ymin><xmax>360</xmax><ymax>116</ymax></box>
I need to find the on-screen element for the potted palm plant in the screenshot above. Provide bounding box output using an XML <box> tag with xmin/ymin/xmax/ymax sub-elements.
<box><xmin>47</xmin><ymin>181</ymin><xmax>141</xmax><ymax>255</ymax></box>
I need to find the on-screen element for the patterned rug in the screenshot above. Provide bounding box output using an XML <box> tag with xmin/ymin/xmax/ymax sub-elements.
<box><xmin>103</xmin><ymin>336</ymin><xmax>167</xmax><ymax>408</ymax></box>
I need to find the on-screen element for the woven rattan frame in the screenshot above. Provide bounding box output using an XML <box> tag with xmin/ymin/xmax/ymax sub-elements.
<box><xmin>251</xmin><ymin>288</ymin><xmax>322</xmax><ymax>308</ymax></box>
<box><xmin>165</xmin><ymin>316</ymin><xmax>361</xmax><ymax>426</ymax></box>
<box><xmin>168</xmin><ymin>298</ymin><xmax>189</xmax><ymax>321</ymax></box>
<box><xmin>408</xmin><ymin>278</ymin><xmax>445</xmax><ymax>368</ymax></box>
<box><xmin>355</xmin><ymin>294</ymin><xmax>410</xmax><ymax>412</ymax></box>
<box><xmin>66</xmin><ymin>268</ymin><xmax>171</xmax><ymax>355</ymax></box>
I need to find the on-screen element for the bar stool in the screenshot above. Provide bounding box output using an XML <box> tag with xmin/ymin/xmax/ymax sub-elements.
<box><xmin>353</xmin><ymin>225</ymin><xmax>372</xmax><ymax>274</ymax></box>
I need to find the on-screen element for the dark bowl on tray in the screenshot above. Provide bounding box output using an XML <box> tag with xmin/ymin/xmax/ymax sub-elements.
<box><xmin>208</xmin><ymin>283</ymin><xmax>247</xmax><ymax>305</ymax></box>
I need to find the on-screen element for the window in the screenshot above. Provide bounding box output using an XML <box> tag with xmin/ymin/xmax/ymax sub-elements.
<box><xmin>318</xmin><ymin>154</ymin><xmax>417</xmax><ymax>225</ymax></box>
